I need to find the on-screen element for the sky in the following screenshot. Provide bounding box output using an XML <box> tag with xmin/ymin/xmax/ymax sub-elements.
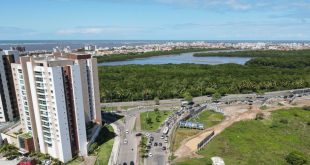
<box><xmin>0</xmin><ymin>0</ymin><xmax>309</xmax><ymax>40</ymax></box>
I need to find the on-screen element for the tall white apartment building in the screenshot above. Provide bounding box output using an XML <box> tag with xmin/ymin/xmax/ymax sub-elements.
<box><xmin>11</xmin><ymin>53</ymin><xmax>102</xmax><ymax>162</ymax></box>
<box><xmin>0</xmin><ymin>50</ymin><xmax>20</xmax><ymax>122</ymax></box>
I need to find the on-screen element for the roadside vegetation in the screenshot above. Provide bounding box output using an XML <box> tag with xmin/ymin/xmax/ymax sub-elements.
<box><xmin>0</xmin><ymin>144</ymin><xmax>20</xmax><ymax>160</ymax></box>
<box><xmin>139</xmin><ymin>135</ymin><xmax>148</xmax><ymax>158</ymax></box>
<box><xmin>96</xmin><ymin>48</ymin><xmax>224</xmax><ymax>63</ymax></box>
<box><xmin>87</xmin><ymin>125</ymin><xmax>115</xmax><ymax>165</ymax></box>
<box><xmin>140</xmin><ymin>109</ymin><xmax>172</xmax><ymax>131</ymax></box>
<box><xmin>171</xmin><ymin>110</ymin><xmax>224</xmax><ymax>153</ymax></box>
<box><xmin>101</xmin><ymin>106</ymin><xmax>135</xmax><ymax>111</ymax></box>
<box><xmin>174</xmin><ymin>108</ymin><xmax>310</xmax><ymax>165</ymax></box>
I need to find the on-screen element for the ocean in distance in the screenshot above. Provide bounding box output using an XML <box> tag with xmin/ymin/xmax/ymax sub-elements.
<box><xmin>0</xmin><ymin>40</ymin><xmax>309</xmax><ymax>51</ymax></box>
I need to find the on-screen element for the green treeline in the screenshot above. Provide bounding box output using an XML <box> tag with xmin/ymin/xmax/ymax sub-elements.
<box><xmin>98</xmin><ymin>49</ymin><xmax>310</xmax><ymax>102</ymax></box>
<box><xmin>246</xmin><ymin>56</ymin><xmax>310</xmax><ymax>68</ymax></box>
<box><xmin>96</xmin><ymin>48</ymin><xmax>225</xmax><ymax>63</ymax></box>
<box><xmin>98</xmin><ymin>63</ymin><xmax>310</xmax><ymax>102</ymax></box>
<box><xmin>194</xmin><ymin>49</ymin><xmax>310</xmax><ymax>57</ymax></box>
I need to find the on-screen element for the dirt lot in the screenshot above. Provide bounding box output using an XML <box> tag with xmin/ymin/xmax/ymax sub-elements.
<box><xmin>173</xmin><ymin>96</ymin><xmax>310</xmax><ymax>161</ymax></box>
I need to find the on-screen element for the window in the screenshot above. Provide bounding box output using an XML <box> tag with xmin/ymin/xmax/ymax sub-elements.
<box><xmin>38</xmin><ymin>100</ymin><xmax>46</xmax><ymax>105</ymax></box>
<box><xmin>37</xmin><ymin>89</ymin><xmax>45</xmax><ymax>93</ymax></box>
<box><xmin>38</xmin><ymin>94</ymin><xmax>45</xmax><ymax>99</ymax></box>
<box><xmin>41</xmin><ymin>116</ymin><xmax>49</xmax><ymax>121</ymax></box>
<box><xmin>34</xmin><ymin>71</ymin><xmax>42</xmax><ymax>76</ymax></box>
<box><xmin>39</xmin><ymin>105</ymin><xmax>47</xmax><ymax>110</ymax></box>
<box><xmin>35</xmin><ymin>77</ymin><xmax>43</xmax><ymax>82</ymax></box>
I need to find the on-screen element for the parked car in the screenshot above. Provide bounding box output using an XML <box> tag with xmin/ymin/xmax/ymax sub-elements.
<box><xmin>154</xmin><ymin>142</ymin><xmax>158</xmax><ymax>146</ymax></box>
<box><xmin>159</xmin><ymin>143</ymin><xmax>162</xmax><ymax>146</ymax></box>
<box><xmin>135</xmin><ymin>133</ymin><xmax>142</xmax><ymax>136</ymax></box>
<box><xmin>162</xmin><ymin>146</ymin><xmax>166</xmax><ymax>150</ymax></box>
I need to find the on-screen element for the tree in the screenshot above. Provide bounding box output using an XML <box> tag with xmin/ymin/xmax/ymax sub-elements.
<box><xmin>156</xmin><ymin>115</ymin><xmax>160</xmax><ymax>122</ymax></box>
<box><xmin>212</xmin><ymin>92</ymin><xmax>221</xmax><ymax>102</ymax></box>
<box><xmin>154</xmin><ymin>108</ymin><xmax>159</xmax><ymax>114</ymax></box>
<box><xmin>183</xmin><ymin>92</ymin><xmax>193</xmax><ymax>102</ymax></box>
<box><xmin>205</xmin><ymin>88</ymin><xmax>216</xmax><ymax>95</ymax></box>
<box><xmin>285</xmin><ymin>151</ymin><xmax>307</xmax><ymax>165</ymax></box>
<box><xmin>154</xmin><ymin>97</ymin><xmax>160</xmax><ymax>105</ymax></box>
<box><xmin>145</xmin><ymin>117</ymin><xmax>152</xmax><ymax>125</ymax></box>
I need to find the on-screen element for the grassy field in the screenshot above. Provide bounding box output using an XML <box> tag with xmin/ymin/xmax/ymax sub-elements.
<box><xmin>171</xmin><ymin>110</ymin><xmax>224</xmax><ymax>153</ymax></box>
<box><xmin>174</xmin><ymin>108</ymin><xmax>310</xmax><ymax>165</ymax></box>
<box><xmin>95</xmin><ymin>125</ymin><xmax>115</xmax><ymax>165</ymax></box>
<box><xmin>188</xmin><ymin>110</ymin><xmax>225</xmax><ymax>128</ymax></box>
<box><xmin>140</xmin><ymin>110</ymin><xmax>173</xmax><ymax>131</ymax></box>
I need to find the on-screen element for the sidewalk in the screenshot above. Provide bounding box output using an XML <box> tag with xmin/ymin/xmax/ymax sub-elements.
<box><xmin>108</xmin><ymin>123</ymin><xmax>121</xmax><ymax>165</ymax></box>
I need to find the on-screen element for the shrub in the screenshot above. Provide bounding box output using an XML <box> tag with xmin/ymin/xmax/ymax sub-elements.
<box><xmin>280</xmin><ymin>119</ymin><xmax>288</xmax><ymax>124</ymax></box>
<box><xmin>255</xmin><ymin>113</ymin><xmax>264</xmax><ymax>120</ymax></box>
<box><xmin>154</xmin><ymin>97</ymin><xmax>160</xmax><ymax>105</ymax></box>
<box><xmin>260</xmin><ymin>105</ymin><xmax>268</xmax><ymax>110</ymax></box>
<box><xmin>302</xmin><ymin>106</ymin><xmax>310</xmax><ymax>111</ymax></box>
<box><xmin>89</xmin><ymin>142</ymin><xmax>98</xmax><ymax>154</ymax></box>
<box><xmin>285</xmin><ymin>151</ymin><xmax>307</xmax><ymax>165</ymax></box>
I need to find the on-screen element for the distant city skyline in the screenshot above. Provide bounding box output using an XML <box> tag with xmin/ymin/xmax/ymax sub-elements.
<box><xmin>0</xmin><ymin>0</ymin><xmax>309</xmax><ymax>40</ymax></box>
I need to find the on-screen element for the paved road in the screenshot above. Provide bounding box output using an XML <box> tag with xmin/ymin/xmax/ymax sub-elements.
<box><xmin>144</xmin><ymin>130</ymin><xmax>168</xmax><ymax>165</ymax></box>
<box><xmin>116</xmin><ymin>114</ymin><xmax>138</xmax><ymax>165</ymax></box>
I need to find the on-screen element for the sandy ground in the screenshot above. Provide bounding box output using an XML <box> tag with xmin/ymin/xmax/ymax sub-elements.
<box><xmin>173</xmin><ymin>96</ymin><xmax>310</xmax><ymax>162</ymax></box>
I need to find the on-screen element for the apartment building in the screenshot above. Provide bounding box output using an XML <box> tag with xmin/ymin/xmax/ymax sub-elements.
<box><xmin>0</xmin><ymin>50</ymin><xmax>20</xmax><ymax>122</ymax></box>
<box><xmin>11</xmin><ymin>53</ymin><xmax>102</xmax><ymax>162</ymax></box>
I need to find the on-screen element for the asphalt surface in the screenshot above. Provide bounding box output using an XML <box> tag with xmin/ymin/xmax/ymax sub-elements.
<box><xmin>117</xmin><ymin>114</ymin><xmax>138</xmax><ymax>165</ymax></box>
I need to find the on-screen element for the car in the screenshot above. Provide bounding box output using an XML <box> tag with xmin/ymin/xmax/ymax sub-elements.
<box><xmin>145</xmin><ymin>133</ymin><xmax>150</xmax><ymax>137</ymax></box>
<box><xmin>164</xmin><ymin>139</ymin><xmax>168</xmax><ymax>143</ymax></box>
<box><xmin>148</xmin><ymin>153</ymin><xmax>153</xmax><ymax>157</ymax></box>
<box><xmin>135</xmin><ymin>133</ymin><xmax>142</xmax><ymax>136</ymax></box>
<box><xmin>124</xmin><ymin>139</ymin><xmax>128</xmax><ymax>144</ymax></box>
<box><xmin>160</xmin><ymin>136</ymin><xmax>164</xmax><ymax>139</ymax></box>
<box><xmin>150</xmin><ymin>137</ymin><xmax>154</xmax><ymax>141</ymax></box>
<box><xmin>159</xmin><ymin>143</ymin><xmax>162</xmax><ymax>146</ymax></box>
<box><xmin>154</xmin><ymin>142</ymin><xmax>158</xmax><ymax>146</ymax></box>
<box><xmin>162</xmin><ymin>146</ymin><xmax>166</xmax><ymax>150</ymax></box>
<box><xmin>125</xmin><ymin>130</ymin><xmax>129</xmax><ymax>134</ymax></box>
<box><xmin>130</xmin><ymin>161</ymin><xmax>135</xmax><ymax>165</ymax></box>
<box><xmin>123</xmin><ymin>163</ymin><xmax>127</xmax><ymax>165</ymax></box>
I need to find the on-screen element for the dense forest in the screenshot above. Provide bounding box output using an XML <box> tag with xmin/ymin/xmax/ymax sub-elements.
<box><xmin>95</xmin><ymin>48</ymin><xmax>225</xmax><ymax>63</ymax></box>
<box><xmin>98</xmin><ymin>63</ymin><xmax>310</xmax><ymax>102</ymax></box>
<box><xmin>97</xmin><ymin>49</ymin><xmax>310</xmax><ymax>102</ymax></box>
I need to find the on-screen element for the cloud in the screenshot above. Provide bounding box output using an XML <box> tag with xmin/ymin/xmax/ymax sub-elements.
<box><xmin>49</xmin><ymin>0</ymin><xmax>310</xmax><ymax>12</ymax></box>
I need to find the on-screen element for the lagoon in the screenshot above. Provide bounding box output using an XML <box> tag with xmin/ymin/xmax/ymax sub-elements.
<box><xmin>98</xmin><ymin>50</ymin><xmax>251</xmax><ymax>66</ymax></box>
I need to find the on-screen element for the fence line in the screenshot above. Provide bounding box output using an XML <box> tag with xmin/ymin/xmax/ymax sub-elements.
<box><xmin>197</xmin><ymin>130</ymin><xmax>215</xmax><ymax>150</ymax></box>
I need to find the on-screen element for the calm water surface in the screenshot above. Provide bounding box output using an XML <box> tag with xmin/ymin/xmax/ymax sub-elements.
<box><xmin>98</xmin><ymin>50</ymin><xmax>251</xmax><ymax>66</ymax></box>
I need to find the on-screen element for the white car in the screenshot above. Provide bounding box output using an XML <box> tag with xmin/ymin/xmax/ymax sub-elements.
<box><xmin>160</xmin><ymin>136</ymin><xmax>164</xmax><ymax>139</ymax></box>
<box><xmin>164</xmin><ymin>139</ymin><xmax>168</xmax><ymax>143</ymax></box>
<box><xmin>148</xmin><ymin>153</ymin><xmax>153</xmax><ymax>157</ymax></box>
<box><xmin>124</xmin><ymin>139</ymin><xmax>128</xmax><ymax>144</ymax></box>
<box><xmin>125</xmin><ymin>130</ymin><xmax>129</xmax><ymax>134</ymax></box>
<box><xmin>145</xmin><ymin>133</ymin><xmax>150</xmax><ymax>137</ymax></box>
